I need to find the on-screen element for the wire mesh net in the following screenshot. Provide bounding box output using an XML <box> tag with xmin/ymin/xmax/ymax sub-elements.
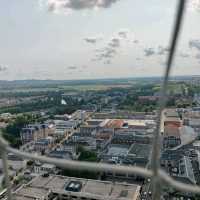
<box><xmin>1</xmin><ymin>0</ymin><xmax>200</xmax><ymax>199</ymax></box>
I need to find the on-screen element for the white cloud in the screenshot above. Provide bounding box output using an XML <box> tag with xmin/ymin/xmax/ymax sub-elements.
<box><xmin>84</xmin><ymin>37</ymin><xmax>98</xmax><ymax>44</ymax></box>
<box><xmin>179</xmin><ymin>52</ymin><xmax>190</xmax><ymax>58</ymax></box>
<box><xmin>133</xmin><ymin>40</ymin><xmax>139</xmax><ymax>44</ymax></box>
<box><xmin>108</xmin><ymin>37</ymin><xmax>121</xmax><ymax>48</ymax></box>
<box><xmin>0</xmin><ymin>65</ymin><xmax>7</xmax><ymax>72</ymax></box>
<box><xmin>144</xmin><ymin>48</ymin><xmax>155</xmax><ymax>57</ymax></box>
<box><xmin>118</xmin><ymin>29</ymin><xmax>129</xmax><ymax>39</ymax></box>
<box><xmin>157</xmin><ymin>45</ymin><xmax>169</xmax><ymax>55</ymax></box>
<box><xmin>67</xmin><ymin>66</ymin><xmax>77</xmax><ymax>70</ymax></box>
<box><xmin>188</xmin><ymin>0</ymin><xmax>200</xmax><ymax>12</ymax></box>
<box><xmin>44</xmin><ymin>0</ymin><xmax>120</xmax><ymax>13</ymax></box>
<box><xmin>195</xmin><ymin>54</ymin><xmax>200</xmax><ymax>61</ymax></box>
<box><xmin>93</xmin><ymin>36</ymin><xmax>121</xmax><ymax>64</ymax></box>
<box><xmin>189</xmin><ymin>39</ymin><xmax>200</xmax><ymax>51</ymax></box>
<box><xmin>196</xmin><ymin>54</ymin><xmax>200</xmax><ymax>58</ymax></box>
<box><xmin>91</xmin><ymin>29</ymin><xmax>137</xmax><ymax>64</ymax></box>
<box><xmin>84</xmin><ymin>35</ymin><xmax>103</xmax><ymax>44</ymax></box>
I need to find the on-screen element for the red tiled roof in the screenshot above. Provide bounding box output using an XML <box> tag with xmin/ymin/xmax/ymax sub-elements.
<box><xmin>104</xmin><ymin>119</ymin><xmax>124</xmax><ymax>129</ymax></box>
<box><xmin>164</xmin><ymin>124</ymin><xmax>180</xmax><ymax>138</ymax></box>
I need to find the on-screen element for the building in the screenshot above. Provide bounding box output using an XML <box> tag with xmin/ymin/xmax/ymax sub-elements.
<box><xmin>0</xmin><ymin>158</ymin><xmax>26</xmax><ymax>172</ymax></box>
<box><xmin>160</xmin><ymin>149</ymin><xmax>183</xmax><ymax>168</ymax></box>
<box><xmin>111</xmin><ymin>129</ymin><xmax>154</xmax><ymax>145</ymax></box>
<box><xmin>71</xmin><ymin>110</ymin><xmax>88</xmax><ymax>122</ymax></box>
<box><xmin>48</xmin><ymin>149</ymin><xmax>74</xmax><ymax>160</ymax></box>
<box><xmin>162</xmin><ymin>110</ymin><xmax>182</xmax><ymax>135</ymax></box>
<box><xmin>79</xmin><ymin>124</ymin><xmax>98</xmax><ymax>137</ymax></box>
<box><xmin>95</xmin><ymin>129</ymin><xmax>113</xmax><ymax>141</ymax></box>
<box><xmin>164</xmin><ymin>109</ymin><xmax>180</xmax><ymax>118</ymax></box>
<box><xmin>101</xmin><ymin>143</ymin><xmax>151</xmax><ymax>167</ymax></box>
<box><xmin>66</xmin><ymin>133</ymin><xmax>97</xmax><ymax>151</ymax></box>
<box><xmin>13</xmin><ymin>175</ymin><xmax>141</xmax><ymax>200</ymax></box>
<box><xmin>127</xmin><ymin>120</ymin><xmax>147</xmax><ymax>130</ymax></box>
<box><xmin>54</xmin><ymin>120</ymin><xmax>78</xmax><ymax>139</ymax></box>
<box><xmin>20</xmin><ymin>124</ymin><xmax>49</xmax><ymax>144</ymax></box>
<box><xmin>34</xmin><ymin>137</ymin><xmax>54</xmax><ymax>153</ymax></box>
<box><xmin>138</xmin><ymin>95</ymin><xmax>159</xmax><ymax>102</ymax></box>
<box><xmin>173</xmin><ymin>156</ymin><xmax>196</xmax><ymax>185</ymax></box>
<box><xmin>125</xmin><ymin>143</ymin><xmax>152</xmax><ymax>167</ymax></box>
<box><xmin>163</xmin><ymin>125</ymin><xmax>181</xmax><ymax>149</ymax></box>
<box><xmin>163</xmin><ymin>110</ymin><xmax>182</xmax><ymax>128</ymax></box>
<box><xmin>86</xmin><ymin>119</ymin><xmax>104</xmax><ymax>126</ymax></box>
<box><xmin>54</xmin><ymin>114</ymin><xmax>70</xmax><ymax>121</ymax></box>
<box><xmin>92</xmin><ymin>111</ymin><xmax>155</xmax><ymax>120</ymax></box>
<box><xmin>103</xmin><ymin>119</ymin><xmax>124</xmax><ymax>129</ymax></box>
<box><xmin>164</xmin><ymin>117</ymin><xmax>182</xmax><ymax>128</ymax></box>
<box><xmin>101</xmin><ymin>144</ymin><xmax>130</xmax><ymax>164</ymax></box>
<box><xmin>34</xmin><ymin>162</ymin><xmax>57</xmax><ymax>175</ymax></box>
<box><xmin>94</xmin><ymin>129</ymin><xmax>113</xmax><ymax>150</ymax></box>
<box><xmin>100</xmin><ymin>143</ymin><xmax>151</xmax><ymax>180</ymax></box>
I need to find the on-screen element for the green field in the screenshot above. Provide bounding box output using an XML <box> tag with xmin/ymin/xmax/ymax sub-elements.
<box><xmin>60</xmin><ymin>84</ymin><xmax>132</xmax><ymax>91</ymax></box>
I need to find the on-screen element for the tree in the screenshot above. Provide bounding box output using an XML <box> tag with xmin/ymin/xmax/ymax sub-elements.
<box><xmin>27</xmin><ymin>160</ymin><xmax>34</xmax><ymax>166</ymax></box>
<box><xmin>78</xmin><ymin>149</ymin><xmax>98</xmax><ymax>162</ymax></box>
<box><xmin>2</xmin><ymin>114</ymin><xmax>38</xmax><ymax>148</ymax></box>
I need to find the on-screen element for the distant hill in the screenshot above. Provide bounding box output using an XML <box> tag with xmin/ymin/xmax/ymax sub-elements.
<box><xmin>0</xmin><ymin>75</ymin><xmax>199</xmax><ymax>89</ymax></box>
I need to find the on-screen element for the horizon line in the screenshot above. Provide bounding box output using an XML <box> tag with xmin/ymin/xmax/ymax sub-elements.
<box><xmin>0</xmin><ymin>74</ymin><xmax>200</xmax><ymax>82</ymax></box>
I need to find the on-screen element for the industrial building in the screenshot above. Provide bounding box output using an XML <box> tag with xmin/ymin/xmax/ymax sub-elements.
<box><xmin>13</xmin><ymin>175</ymin><xmax>141</xmax><ymax>200</ymax></box>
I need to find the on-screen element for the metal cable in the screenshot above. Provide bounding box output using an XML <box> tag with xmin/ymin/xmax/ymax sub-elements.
<box><xmin>0</xmin><ymin>151</ymin><xmax>12</xmax><ymax>200</ymax></box>
<box><xmin>5</xmin><ymin>146</ymin><xmax>200</xmax><ymax>195</ymax></box>
<box><xmin>2</xmin><ymin>1</ymin><xmax>200</xmax><ymax>200</ymax></box>
<box><xmin>0</xmin><ymin>132</ymin><xmax>12</xmax><ymax>200</ymax></box>
<box><xmin>6</xmin><ymin>146</ymin><xmax>152</xmax><ymax>178</ymax></box>
<box><xmin>150</xmin><ymin>0</ymin><xmax>186</xmax><ymax>199</ymax></box>
<box><xmin>159</xmin><ymin>170</ymin><xmax>200</xmax><ymax>194</ymax></box>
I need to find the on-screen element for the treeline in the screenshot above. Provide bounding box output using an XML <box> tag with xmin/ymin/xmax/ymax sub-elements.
<box><xmin>0</xmin><ymin>90</ymin><xmax>67</xmax><ymax>98</ymax></box>
<box><xmin>1</xmin><ymin>114</ymin><xmax>41</xmax><ymax>148</ymax></box>
<box><xmin>119</xmin><ymin>84</ymin><xmax>157</xmax><ymax>112</ymax></box>
<box><xmin>0</xmin><ymin>91</ymin><xmax>81</xmax><ymax>114</ymax></box>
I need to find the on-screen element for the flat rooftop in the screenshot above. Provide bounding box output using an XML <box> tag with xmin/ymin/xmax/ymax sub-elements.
<box><xmin>125</xmin><ymin>119</ymin><xmax>147</xmax><ymax>127</ymax></box>
<box><xmin>15</xmin><ymin>175</ymin><xmax>140</xmax><ymax>200</ymax></box>
<box><xmin>165</xmin><ymin>109</ymin><xmax>179</xmax><ymax>118</ymax></box>
<box><xmin>104</xmin><ymin>119</ymin><xmax>124</xmax><ymax>129</ymax></box>
<box><xmin>164</xmin><ymin>117</ymin><xmax>181</xmax><ymax>122</ymax></box>
<box><xmin>164</xmin><ymin>125</ymin><xmax>180</xmax><ymax>137</ymax></box>
<box><xmin>14</xmin><ymin>186</ymin><xmax>49</xmax><ymax>199</ymax></box>
<box><xmin>107</xmin><ymin>145</ymin><xmax>129</xmax><ymax>156</ymax></box>
<box><xmin>128</xmin><ymin>143</ymin><xmax>152</xmax><ymax>158</ymax></box>
<box><xmin>14</xmin><ymin>195</ymin><xmax>35</xmax><ymax>200</ymax></box>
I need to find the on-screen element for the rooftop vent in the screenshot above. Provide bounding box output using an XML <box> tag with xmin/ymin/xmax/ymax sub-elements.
<box><xmin>65</xmin><ymin>181</ymin><xmax>82</xmax><ymax>192</ymax></box>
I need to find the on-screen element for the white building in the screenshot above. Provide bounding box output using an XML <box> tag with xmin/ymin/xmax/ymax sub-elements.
<box><xmin>54</xmin><ymin>120</ymin><xmax>78</xmax><ymax>138</ymax></box>
<box><xmin>13</xmin><ymin>175</ymin><xmax>141</xmax><ymax>200</ymax></box>
<box><xmin>34</xmin><ymin>162</ymin><xmax>57</xmax><ymax>175</ymax></box>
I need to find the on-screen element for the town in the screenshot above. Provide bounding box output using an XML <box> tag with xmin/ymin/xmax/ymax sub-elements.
<box><xmin>0</xmin><ymin>77</ymin><xmax>200</xmax><ymax>199</ymax></box>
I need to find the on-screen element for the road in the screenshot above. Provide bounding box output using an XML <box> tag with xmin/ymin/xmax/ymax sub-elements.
<box><xmin>141</xmin><ymin>180</ymin><xmax>153</xmax><ymax>200</ymax></box>
<box><xmin>51</xmin><ymin>129</ymin><xmax>76</xmax><ymax>151</ymax></box>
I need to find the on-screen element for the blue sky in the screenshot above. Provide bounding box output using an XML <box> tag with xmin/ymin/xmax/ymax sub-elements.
<box><xmin>0</xmin><ymin>0</ymin><xmax>200</xmax><ymax>80</ymax></box>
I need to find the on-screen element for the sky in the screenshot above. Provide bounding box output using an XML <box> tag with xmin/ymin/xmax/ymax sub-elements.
<box><xmin>0</xmin><ymin>0</ymin><xmax>200</xmax><ymax>80</ymax></box>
